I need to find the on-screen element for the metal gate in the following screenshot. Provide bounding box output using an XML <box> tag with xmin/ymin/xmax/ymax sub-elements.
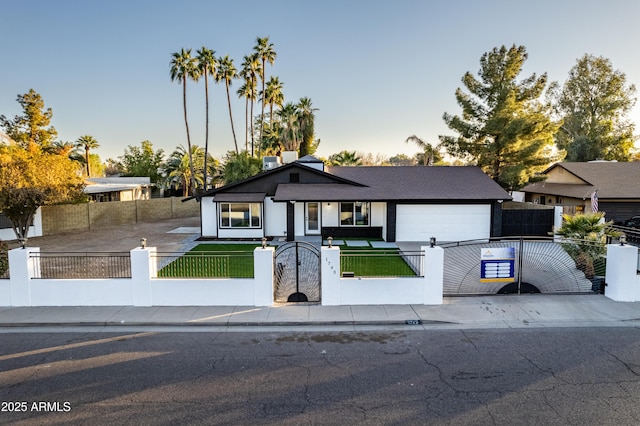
<box><xmin>441</xmin><ymin>237</ymin><xmax>606</xmax><ymax>296</ymax></box>
<box><xmin>274</xmin><ymin>241</ymin><xmax>321</xmax><ymax>303</ymax></box>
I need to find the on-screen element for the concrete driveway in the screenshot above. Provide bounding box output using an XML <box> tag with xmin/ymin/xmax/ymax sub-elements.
<box><xmin>11</xmin><ymin>216</ymin><xmax>201</xmax><ymax>253</ymax></box>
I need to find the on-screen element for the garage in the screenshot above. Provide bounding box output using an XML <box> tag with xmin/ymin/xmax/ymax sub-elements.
<box><xmin>395</xmin><ymin>204</ymin><xmax>492</xmax><ymax>242</ymax></box>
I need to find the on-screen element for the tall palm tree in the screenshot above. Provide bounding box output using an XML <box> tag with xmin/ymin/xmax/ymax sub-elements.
<box><xmin>170</xmin><ymin>48</ymin><xmax>201</xmax><ymax>194</ymax></box>
<box><xmin>196</xmin><ymin>47</ymin><xmax>216</xmax><ymax>190</ymax></box>
<box><xmin>215</xmin><ymin>55</ymin><xmax>239</xmax><ymax>154</ymax></box>
<box><xmin>253</xmin><ymin>36</ymin><xmax>276</xmax><ymax>156</ymax></box>
<box><xmin>405</xmin><ymin>135</ymin><xmax>442</xmax><ymax>166</ymax></box>
<box><xmin>75</xmin><ymin>135</ymin><xmax>100</xmax><ymax>177</ymax></box>
<box><xmin>296</xmin><ymin>97</ymin><xmax>318</xmax><ymax>156</ymax></box>
<box><xmin>264</xmin><ymin>76</ymin><xmax>284</xmax><ymax>124</ymax></box>
<box><xmin>239</xmin><ymin>54</ymin><xmax>261</xmax><ymax>155</ymax></box>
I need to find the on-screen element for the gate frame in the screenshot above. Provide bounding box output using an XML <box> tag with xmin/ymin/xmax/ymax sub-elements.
<box><xmin>274</xmin><ymin>241</ymin><xmax>321</xmax><ymax>303</ymax></box>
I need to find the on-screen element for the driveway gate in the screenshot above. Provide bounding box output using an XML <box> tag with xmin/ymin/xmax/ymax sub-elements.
<box><xmin>274</xmin><ymin>241</ymin><xmax>321</xmax><ymax>303</ymax></box>
<box><xmin>441</xmin><ymin>237</ymin><xmax>606</xmax><ymax>296</ymax></box>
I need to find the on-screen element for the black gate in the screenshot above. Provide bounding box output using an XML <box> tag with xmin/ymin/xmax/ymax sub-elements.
<box><xmin>274</xmin><ymin>241</ymin><xmax>321</xmax><ymax>303</ymax></box>
<box><xmin>502</xmin><ymin>209</ymin><xmax>554</xmax><ymax>236</ymax></box>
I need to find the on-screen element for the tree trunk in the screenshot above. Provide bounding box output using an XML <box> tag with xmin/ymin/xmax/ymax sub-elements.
<box><xmin>182</xmin><ymin>76</ymin><xmax>198</xmax><ymax>195</ymax></box>
<box><xmin>203</xmin><ymin>68</ymin><xmax>210</xmax><ymax>191</ymax></box>
<box><xmin>226</xmin><ymin>82</ymin><xmax>239</xmax><ymax>153</ymax></box>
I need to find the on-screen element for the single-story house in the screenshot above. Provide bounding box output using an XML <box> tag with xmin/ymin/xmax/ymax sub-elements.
<box><xmin>84</xmin><ymin>177</ymin><xmax>152</xmax><ymax>202</ymax></box>
<box><xmin>195</xmin><ymin>156</ymin><xmax>511</xmax><ymax>243</ymax></box>
<box><xmin>520</xmin><ymin>161</ymin><xmax>640</xmax><ymax>224</ymax></box>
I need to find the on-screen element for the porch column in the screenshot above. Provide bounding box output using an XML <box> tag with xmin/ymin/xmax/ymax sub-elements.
<box><xmin>286</xmin><ymin>202</ymin><xmax>295</xmax><ymax>241</ymax></box>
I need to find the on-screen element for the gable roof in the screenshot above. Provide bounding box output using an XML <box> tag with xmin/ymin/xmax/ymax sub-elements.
<box><xmin>194</xmin><ymin>161</ymin><xmax>364</xmax><ymax>199</ymax></box>
<box><xmin>522</xmin><ymin>162</ymin><xmax>640</xmax><ymax>199</ymax></box>
<box><xmin>197</xmin><ymin>159</ymin><xmax>511</xmax><ymax>202</ymax></box>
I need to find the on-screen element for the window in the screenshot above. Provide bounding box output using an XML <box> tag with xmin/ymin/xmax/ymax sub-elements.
<box><xmin>219</xmin><ymin>203</ymin><xmax>261</xmax><ymax>228</ymax></box>
<box><xmin>340</xmin><ymin>202</ymin><xmax>369</xmax><ymax>226</ymax></box>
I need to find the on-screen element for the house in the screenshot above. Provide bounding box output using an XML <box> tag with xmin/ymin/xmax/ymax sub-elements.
<box><xmin>84</xmin><ymin>177</ymin><xmax>152</xmax><ymax>202</ymax></box>
<box><xmin>520</xmin><ymin>161</ymin><xmax>640</xmax><ymax>224</ymax></box>
<box><xmin>196</xmin><ymin>156</ymin><xmax>511</xmax><ymax>243</ymax></box>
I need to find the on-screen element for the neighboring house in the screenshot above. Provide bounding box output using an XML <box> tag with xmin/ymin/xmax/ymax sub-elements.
<box><xmin>521</xmin><ymin>161</ymin><xmax>640</xmax><ymax>224</ymax></box>
<box><xmin>196</xmin><ymin>156</ymin><xmax>511</xmax><ymax>242</ymax></box>
<box><xmin>84</xmin><ymin>177</ymin><xmax>152</xmax><ymax>202</ymax></box>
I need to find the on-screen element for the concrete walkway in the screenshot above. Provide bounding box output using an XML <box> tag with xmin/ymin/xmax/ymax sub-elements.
<box><xmin>1</xmin><ymin>295</ymin><xmax>640</xmax><ymax>330</ymax></box>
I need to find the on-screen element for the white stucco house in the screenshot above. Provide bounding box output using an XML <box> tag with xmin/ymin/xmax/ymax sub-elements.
<box><xmin>193</xmin><ymin>156</ymin><xmax>512</xmax><ymax>243</ymax></box>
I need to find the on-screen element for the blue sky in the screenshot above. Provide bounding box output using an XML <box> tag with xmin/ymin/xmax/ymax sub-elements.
<box><xmin>1</xmin><ymin>0</ymin><xmax>639</xmax><ymax>162</ymax></box>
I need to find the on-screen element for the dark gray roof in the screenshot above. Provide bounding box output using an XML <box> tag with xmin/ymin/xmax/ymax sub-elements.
<box><xmin>274</xmin><ymin>166</ymin><xmax>511</xmax><ymax>201</ymax></box>
<box><xmin>524</xmin><ymin>162</ymin><xmax>640</xmax><ymax>199</ymax></box>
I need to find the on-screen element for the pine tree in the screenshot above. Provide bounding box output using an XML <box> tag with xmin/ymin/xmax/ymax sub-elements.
<box><xmin>440</xmin><ymin>45</ymin><xmax>559</xmax><ymax>191</ymax></box>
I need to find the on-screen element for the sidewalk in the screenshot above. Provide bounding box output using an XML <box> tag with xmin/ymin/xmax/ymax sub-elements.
<box><xmin>1</xmin><ymin>295</ymin><xmax>640</xmax><ymax>330</ymax></box>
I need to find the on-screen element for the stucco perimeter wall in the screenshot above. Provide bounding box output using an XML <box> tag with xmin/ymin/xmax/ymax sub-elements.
<box><xmin>41</xmin><ymin>198</ymin><xmax>199</xmax><ymax>235</ymax></box>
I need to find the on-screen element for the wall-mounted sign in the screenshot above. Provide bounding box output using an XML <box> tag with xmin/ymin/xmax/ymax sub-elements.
<box><xmin>480</xmin><ymin>247</ymin><xmax>515</xmax><ymax>282</ymax></box>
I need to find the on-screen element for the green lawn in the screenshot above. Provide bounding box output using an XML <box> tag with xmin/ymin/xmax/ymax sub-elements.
<box><xmin>339</xmin><ymin>245</ymin><xmax>419</xmax><ymax>277</ymax></box>
<box><xmin>156</xmin><ymin>244</ymin><xmax>260</xmax><ymax>278</ymax></box>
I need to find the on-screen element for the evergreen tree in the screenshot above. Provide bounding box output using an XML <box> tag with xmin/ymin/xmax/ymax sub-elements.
<box><xmin>440</xmin><ymin>45</ymin><xmax>559</xmax><ymax>190</ymax></box>
<box><xmin>0</xmin><ymin>89</ymin><xmax>58</xmax><ymax>149</ymax></box>
<box><xmin>551</xmin><ymin>54</ymin><xmax>637</xmax><ymax>161</ymax></box>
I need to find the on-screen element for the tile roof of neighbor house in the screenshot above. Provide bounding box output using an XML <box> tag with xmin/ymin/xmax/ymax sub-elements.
<box><xmin>522</xmin><ymin>162</ymin><xmax>640</xmax><ymax>199</ymax></box>
<box><xmin>273</xmin><ymin>166</ymin><xmax>511</xmax><ymax>201</ymax></box>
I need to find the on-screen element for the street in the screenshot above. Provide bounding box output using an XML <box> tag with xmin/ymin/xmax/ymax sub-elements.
<box><xmin>1</xmin><ymin>327</ymin><xmax>640</xmax><ymax>425</ymax></box>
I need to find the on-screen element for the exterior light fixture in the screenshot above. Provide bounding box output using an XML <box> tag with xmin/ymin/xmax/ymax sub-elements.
<box><xmin>620</xmin><ymin>234</ymin><xmax>626</xmax><ymax>246</ymax></box>
<box><xmin>140</xmin><ymin>238</ymin><xmax>147</xmax><ymax>249</ymax></box>
<box><xmin>262</xmin><ymin>237</ymin><xmax>267</xmax><ymax>249</ymax></box>
<box><xmin>430</xmin><ymin>237</ymin><xmax>436</xmax><ymax>248</ymax></box>
<box><xmin>327</xmin><ymin>236</ymin><xmax>333</xmax><ymax>248</ymax></box>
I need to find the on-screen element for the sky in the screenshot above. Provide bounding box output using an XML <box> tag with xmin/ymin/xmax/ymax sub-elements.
<box><xmin>1</xmin><ymin>0</ymin><xmax>640</xmax><ymax>163</ymax></box>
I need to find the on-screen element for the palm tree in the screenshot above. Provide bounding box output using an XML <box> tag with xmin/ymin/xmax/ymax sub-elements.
<box><xmin>170</xmin><ymin>48</ymin><xmax>201</xmax><ymax>194</ymax></box>
<box><xmin>253</xmin><ymin>36</ymin><xmax>276</xmax><ymax>156</ymax></box>
<box><xmin>329</xmin><ymin>150</ymin><xmax>362</xmax><ymax>166</ymax></box>
<box><xmin>264</xmin><ymin>76</ymin><xmax>284</xmax><ymax>124</ymax></box>
<box><xmin>163</xmin><ymin>145</ymin><xmax>215</xmax><ymax>196</ymax></box>
<box><xmin>296</xmin><ymin>97</ymin><xmax>318</xmax><ymax>156</ymax></box>
<box><xmin>405</xmin><ymin>135</ymin><xmax>442</xmax><ymax>166</ymax></box>
<box><xmin>239</xmin><ymin>54</ymin><xmax>261</xmax><ymax>155</ymax></box>
<box><xmin>196</xmin><ymin>47</ymin><xmax>216</xmax><ymax>191</ymax></box>
<box><xmin>277</xmin><ymin>102</ymin><xmax>300</xmax><ymax>152</ymax></box>
<box><xmin>75</xmin><ymin>135</ymin><xmax>100</xmax><ymax>177</ymax></box>
<box><xmin>216</xmin><ymin>55</ymin><xmax>239</xmax><ymax>154</ymax></box>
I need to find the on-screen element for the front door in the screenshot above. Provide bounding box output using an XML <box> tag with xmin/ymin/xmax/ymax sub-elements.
<box><xmin>305</xmin><ymin>202</ymin><xmax>321</xmax><ymax>235</ymax></box>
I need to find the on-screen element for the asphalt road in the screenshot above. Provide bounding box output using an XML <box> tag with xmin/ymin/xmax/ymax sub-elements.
<box><xmin>1</xmin><ymin>328</ymin><xmax>640</xmax><ymax>425</ymax></box>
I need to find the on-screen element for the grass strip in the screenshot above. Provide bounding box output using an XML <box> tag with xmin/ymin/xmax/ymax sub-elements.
<box><xmin>157</xmin><ymin>244</ymin><xmax>260</xmax><ymax>278</ymax></box>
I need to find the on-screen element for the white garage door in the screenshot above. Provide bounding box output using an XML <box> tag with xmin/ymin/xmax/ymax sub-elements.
<box><xmin>396</xmin><ymin>204</ymin><xmax>491</xmax><ymax>242</ymax></box>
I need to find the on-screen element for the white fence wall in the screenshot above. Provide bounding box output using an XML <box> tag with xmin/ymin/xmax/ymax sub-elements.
<box><xmin>321</xmin><ymin>246</ymin><xmax>444</xmax><ymax>305</ymax></box>
<box><xmin>1</xmin><ymin>244</ymin><xmax>446</xmax><ymax>307</ymax></box>
<box><xmin>605</xmin><ymin>244</ymin><xmax>640</xmax><ymax>302</ymax></box>
<box><xmin>1</xmin><ymin>247</ymin><xmax>275</xmax><ymax>307</ymax></box>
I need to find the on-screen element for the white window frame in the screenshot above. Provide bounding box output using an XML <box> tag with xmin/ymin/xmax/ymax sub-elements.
<box><xmin>339</xmin><ymin>202</ymin><xmax>370</xmax><ymax>226</ymax></box>
<box><xmin>219</xmin><ymin>202</ymin><xmax>262</xmax><ymax>229</ymax></box>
